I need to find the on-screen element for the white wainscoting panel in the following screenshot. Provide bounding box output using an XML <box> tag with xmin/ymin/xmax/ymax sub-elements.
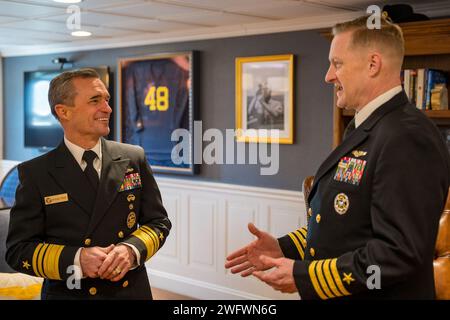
<box><xmin>147</xmin><ymin>177</ymin><xmax>307</xmax><ymax>300</ymax></box>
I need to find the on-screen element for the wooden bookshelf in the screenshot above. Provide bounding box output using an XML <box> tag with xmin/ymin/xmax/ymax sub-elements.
<box><xmin>325</xmin><ymin>18</ymin><xmax>450</xmax><ymax>148</ymax></box>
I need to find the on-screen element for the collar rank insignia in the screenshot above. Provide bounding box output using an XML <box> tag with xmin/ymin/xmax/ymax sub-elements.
<box><xmin>334</xmin><ymin>157</ymin><xmax>367</xmax><ymax>186</ymax></box>
<box><xmin>352</xmin><ymin>150</ymin><xmax>367</xmax><ymax>158</ymax></box>
<box><xmin>119</xmin><ymin>173</ymin><xmax>142</xmax><ymax>192</ymax></box>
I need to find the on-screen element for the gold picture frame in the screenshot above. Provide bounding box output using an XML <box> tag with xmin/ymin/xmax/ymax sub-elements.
<box><xmin>236</xmin><ymin>54</ymin><xmax>294</xmax><ymax>144</ymax></box>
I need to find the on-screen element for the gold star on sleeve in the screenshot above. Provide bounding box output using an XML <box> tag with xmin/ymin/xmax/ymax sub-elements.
<box><xmin>343</xmin><ymin>272</ymin><xmax>355</xmax><ymax>285</ymax></box>
<box><xmin>22</xmin><ymin>260</ymin><xmax>31</xmax><ymax>270</ymax></box>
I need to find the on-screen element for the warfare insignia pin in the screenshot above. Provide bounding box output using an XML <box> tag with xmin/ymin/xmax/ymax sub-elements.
<box><xmin>334</xmin><ymin>193</ymin><xmax>349</xmax><ymax>215</ymax></box>
<box><xmin>126</xmin><ymin>168</ymin><xmax>134</xmax><ymax>173</ymax></box>
<box><xmin>127</xmin><ymin>212</ymin><xmax>136</xmax><ymax>229</ymax></box>
<box><xmin>352</xmin><ymin>150</ymin><xmax>367</xmax><ymax>158</ymax></box>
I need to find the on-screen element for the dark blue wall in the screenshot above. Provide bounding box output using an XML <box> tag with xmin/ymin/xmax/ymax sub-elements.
<box><xmin>2</xmin><ymin>29</ymin><xmax>334</xmax><ymax>191</ymax></box>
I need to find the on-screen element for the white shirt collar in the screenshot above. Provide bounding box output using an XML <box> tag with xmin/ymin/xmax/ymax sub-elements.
<box><xmin>355</xmin><ymin>85</ymin><xmax>403</xmax><ymax>128</ymax></box>
<box><xmin>63</xmin><ymin>136</ymin><xmax>102</xmax><ymax>167</ymax></box>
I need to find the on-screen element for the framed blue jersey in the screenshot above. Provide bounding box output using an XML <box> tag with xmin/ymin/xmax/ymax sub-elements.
<box><xmin>118</xmin><ymin>52</ymin><xmax>196</xmax><ymax>175</ymax></box>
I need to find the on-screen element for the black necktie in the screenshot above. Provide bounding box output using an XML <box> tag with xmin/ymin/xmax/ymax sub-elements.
<box><xmin>82</xmin><ymin>150</ymin><xmax>99</xmax><ymax>190</ymax></box>
<box><xmin>343</xmin><ymin>117</ymin><xmax>356</xmax><ymax>140</ymax></box>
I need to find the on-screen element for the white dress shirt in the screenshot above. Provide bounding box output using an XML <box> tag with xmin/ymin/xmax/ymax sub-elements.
<box><xmin>355</xmin><ymin>86</ymin><xmax>403</xmax><ymax>128</ymax></box>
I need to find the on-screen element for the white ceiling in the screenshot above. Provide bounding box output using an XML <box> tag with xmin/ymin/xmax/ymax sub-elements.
<box><xmin>0</xmin><ymin>0</ymin><xmax>449</xmax><ymax>57</ymax></box>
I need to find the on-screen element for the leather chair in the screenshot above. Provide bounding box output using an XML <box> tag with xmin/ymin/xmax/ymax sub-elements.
<box><xmin>0</xmin><ymin>165</ymin><xmax>19</xmax><ymax>209</ymax></box>
<box><xmin>434</xmin><ymin>188</ymin><xmax>450</xmax><ymax>299</ymax></box>
<box><xmin>302</xmin><ymin>176</ymin><xmax>450</xmax><ymax>299</ymax></box>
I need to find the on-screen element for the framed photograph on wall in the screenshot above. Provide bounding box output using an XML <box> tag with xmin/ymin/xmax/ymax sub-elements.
<box><xmin>235</xmin><ymin>54</ymin><xmax>294</xmax><ymax>144</ymax></box>
<box><xmin>118</xmin><ymin>52</ymin><xmax>195</xmax><ymax>175</ymax></box>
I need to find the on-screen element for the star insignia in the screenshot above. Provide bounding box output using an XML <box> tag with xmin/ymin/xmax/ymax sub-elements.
<box><xmin>159</xmin><ymin>233</ymin><xmax>164</xmax><ymax>241</ymax></box>
<box><xmin>22</xmin><ymin>260</ymin><xmax>31</xmax><ymax>270</ymax></box>
<box><xmin>343</xmin><ymin>272</ymin><xmax>355</xmax><ymax>285</ymax></box>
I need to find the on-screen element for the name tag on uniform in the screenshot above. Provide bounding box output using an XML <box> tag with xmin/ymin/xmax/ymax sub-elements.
<box><xmin>334</xmin><ymin>157</ymin><xmax>366</xmax><ymax>186</ymax></box>
<box><xmin>119</xmin><ymin>173</ymin><xmax>142</xmax><ymax>192</ymax></box>
<box><xmin>44</xmin><ymin>193</ymin><xmax>69</xmax><ymax>205</ymax></box>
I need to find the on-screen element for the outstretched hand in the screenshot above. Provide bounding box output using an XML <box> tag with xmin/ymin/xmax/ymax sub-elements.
<box><xmin>225</xmin><ymin>223</ymin><xmax>283</xmax><ymax>277</ymax></box>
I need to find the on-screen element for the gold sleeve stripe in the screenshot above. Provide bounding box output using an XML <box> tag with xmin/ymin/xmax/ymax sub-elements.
<box><xmin>298</xmin><ymin>227</ymin><xmax>307</xmax><ymax>238</ymax></box>
<box><xmin>141</xmin><ymin>226</ymin><xmax>158</xmax><ymax>253</ymax></box>
<box><xmin>293</xmin><ymin>230</ymin><xmax>306</xmax><ymax>245</ymax></box>
<box><xmin>330</xmin><ymin>258</ymin><xmax>351</xmax><ymax>296</ymax></box>
<box><xmin>144</xmin><ymin>226</ymin><xmax>160</xmax><ymax>251</ymax></box>
<box><xmin>132</xmin><ymin>227</ymin><xmax>156</xmax><ymax>261</ymax></box>
<box><xmin>287</xmin><ymin>233</ymin><xmax>304</xmax><ymax>259</ymax></box>
<box><xmin>141</xmin><ymin>227</ymin><xmax>158</xmax><ymax>257</ymax></box>
<box><xmin>308</xmin><ymin>261</ymin><xmax>329</xmax><ymax>300</ymax></box>
<box><xmin>292</xmin><ymin>231</ymin><xmax>306</xmax><ymax>259</ymax></box>
<box><xmin>316</xmin><ymin>260</ymin><xmax>335</xmax><ymax>299</ymax></box>
<box><xmin>293</xmin><ymin>230</ymin><xmax>306</xmax><ymax>242</ymax></box>
<box><xmin>323</xmin><ymin>258</ymin><xmax>344</xmax><ymax>297</ymax></box>
<box><xmin>32</xmin><ymin>243</ymin><xmax>45</xmax><ymax>277</ymax></box>
<box><xmin>43</xmin><ymin>244</ymin><xmax>63</xmax><ymax>280</ymax></box>
<box><xmin>38</xmin><ymin>244</ymin><xmax>49</xmax><ymax>278</ymax></box>
<box><xmin>32</xmin><ymin>243</ymin><xmax>64</xmax><ymax>280</ymax></box>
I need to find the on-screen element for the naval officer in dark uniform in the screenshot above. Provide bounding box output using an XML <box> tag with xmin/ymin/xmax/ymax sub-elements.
<box><xmin>225</xmin><ymin>16</ymin><xmax>450</xmax><ymax>299</ymax></box>
<box><xmin>6</xmin><ymin>68</ymin><xmax>171</xmax><ymax>299</ymax></box>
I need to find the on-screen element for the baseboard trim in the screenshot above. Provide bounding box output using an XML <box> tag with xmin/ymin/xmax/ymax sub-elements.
<box><xmin>147</xmin><ymin>268</ymin><xmax>270</xmax><ymax>300</ymax></box>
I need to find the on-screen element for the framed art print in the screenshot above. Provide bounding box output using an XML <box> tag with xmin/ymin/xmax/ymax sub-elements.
<box><xmin>236</xmin><ymin>54</ymin><xmax>294</xmax><ymax>144</ymax></box>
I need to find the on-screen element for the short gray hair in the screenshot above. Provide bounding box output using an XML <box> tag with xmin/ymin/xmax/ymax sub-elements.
<box><xmin>48</xmin><ymin>68</ymin><xmax>100</xmax><ymax>119</ymax></box>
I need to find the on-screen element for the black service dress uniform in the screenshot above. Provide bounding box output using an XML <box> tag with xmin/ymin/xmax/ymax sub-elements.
<box><xmin>6</xmin><ymin>138</ymin><xmax>171</xmax><ymax>299</ymax></box>
<box><xmin>278</xmin><ymin>91</ymin><xmax>450</xmax><ymax>299</ymax></box>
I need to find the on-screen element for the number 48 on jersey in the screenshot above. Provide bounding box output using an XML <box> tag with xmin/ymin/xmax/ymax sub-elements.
<box><xmin>144</xmin><ymin>85</ymin><xmax>169</xmax><ymax>111</ymax></box>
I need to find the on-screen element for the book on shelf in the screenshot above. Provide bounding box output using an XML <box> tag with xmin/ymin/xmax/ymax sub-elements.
<box><xmin>402</xmin><ymin>68</ymin><xmax>448</xmax><ymax>110</ymax></box>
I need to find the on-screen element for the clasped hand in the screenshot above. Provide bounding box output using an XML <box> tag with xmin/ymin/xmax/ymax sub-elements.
<box><xmin>80</xmin><ymin>244</ymin><xmax>136</xmax><ymax>282</ymax></box>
